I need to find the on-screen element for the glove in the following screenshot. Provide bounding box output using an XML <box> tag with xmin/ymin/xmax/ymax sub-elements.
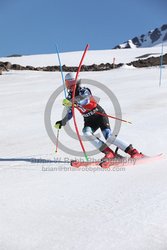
<box><xmin>54</xmin><ymin>120</ymin><xmax>63</xmax><ymax>129</ymax></box>
<box><xmin>62</xmin><ymin>99</ymin><xmax>72</xmax><ymax>107</ymax></box>
<box><xmin>62</xmin><ymin>99</ymin><xmax>77</xmax><ymax>107</ymax></box>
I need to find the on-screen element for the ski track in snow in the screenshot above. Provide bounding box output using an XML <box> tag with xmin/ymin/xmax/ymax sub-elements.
<box><xmin>0</xmin><ymin>47</ymin><xmax>167</xmax><ymax>250</ymax></box>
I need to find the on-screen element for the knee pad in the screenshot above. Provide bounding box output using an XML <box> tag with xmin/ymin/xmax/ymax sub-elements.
<box><xmin>82</xmin><ymin>126</ymin><xmax>94</xmax><ymax>136</ymax></box>
<box><xmin>102</xmin><ymin>128</ymin><xmax>112</xmax><ymax>139</ymax></box>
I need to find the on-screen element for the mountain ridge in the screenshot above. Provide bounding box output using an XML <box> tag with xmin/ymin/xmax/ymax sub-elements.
<box><xmin>114</xmin><ymin>24</ymin><xmax>167</xmax><ymax>49</ymax></box>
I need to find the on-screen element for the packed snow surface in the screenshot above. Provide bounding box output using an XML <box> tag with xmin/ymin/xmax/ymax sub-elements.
<box><xmin>0</xmin><ymin>47</ymin><xmax>167</xmax><ymax>250</ymax></box>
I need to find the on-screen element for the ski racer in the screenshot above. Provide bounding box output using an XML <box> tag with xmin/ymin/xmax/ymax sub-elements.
<box><xmin>55</xmin><ymin>72</ymin><xmax>144</xmax><ymax>160</ymax></box>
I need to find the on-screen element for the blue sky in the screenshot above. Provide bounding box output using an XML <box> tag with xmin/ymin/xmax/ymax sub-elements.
<box><xmin>0</xmin><ymin>0</ymin><xmax>166</xmax><ymax>57</ymax></box>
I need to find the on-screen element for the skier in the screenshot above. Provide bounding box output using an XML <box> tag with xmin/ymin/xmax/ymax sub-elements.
<box><xmin>55</xmin><ymin>72</ymin><xmax>144</xmax><ymax>160</ymax></box>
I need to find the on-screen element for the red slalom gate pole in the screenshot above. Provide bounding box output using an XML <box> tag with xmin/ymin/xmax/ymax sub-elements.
<box><xmin>72</xmin><ymin>44</ymin><xmax>90</xmax><ymax>161</ymax></box>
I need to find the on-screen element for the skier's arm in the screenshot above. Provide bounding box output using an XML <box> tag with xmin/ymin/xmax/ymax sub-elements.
<box><xmin>63</xmin><ymin>108</ymin><xmax>73</xmax><ymax>123</ymax></box>
<box><xmin>56</xmin><ymin>88</ymin><xmax>92</xmax><ymax>129</ymax></box>
<box><xmin>62</xmin><ymin>88</ymin><xmax>92</xmax><ymax>107</ymax></box>
<box><xmin>55</xmin><ymin>108</ymin><xmax>72</xmax><ymax>129</ymax></box>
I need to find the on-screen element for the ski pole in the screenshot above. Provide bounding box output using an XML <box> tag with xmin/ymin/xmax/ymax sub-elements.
<box><xmin>63</xmin><ymin>91</ymin><xmax>132</xmax><ymax>124</ymax></box>
<box><xmin>54</xmin><ymin>45</ymin><xmax>66</xmax><ymax>154</ymax></box>
<box><xmin>55</xmin><ymin>129</ymin><xmax>60</xmax><ymax>153</ymax></box>
<box><xmin>96</xmin><ymin>111</ymin><xmax>132</xmax><ymax>124</ymax></box>
<box><xmin>82</xmin><ymin>108</ymin><xmax>132</xmax><ymax>124</ymax></box>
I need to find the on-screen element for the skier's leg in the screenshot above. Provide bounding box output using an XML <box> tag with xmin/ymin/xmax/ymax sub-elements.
<box><xmin>102</xmin><ymin>128</ymin><xmax>144</xmax><ymax>158</ymax></box>
<box><xmin>102</xmin><ymin>128</ymin><xmax>129</xmax><ymax>151</ymax></box>
<box><xmin>82</xmin><ymin>126</ymin><xmax>115</xmax><ymax>159</ymax></box>
<box><xmin>99</xmin><ymin>113</ymin><xmax>129</xmax><ymax>152</ymax></box>
<box><xmin>82</xmin><ymin>126</ymin><xmax>103</xmax><ymax>148</ymax></box>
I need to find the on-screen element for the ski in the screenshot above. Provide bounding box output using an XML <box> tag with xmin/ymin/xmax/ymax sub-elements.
<box><xmin>71</xmin><ymin>154</ymin><xmax>164</xmax><ymax>168</ymax></box>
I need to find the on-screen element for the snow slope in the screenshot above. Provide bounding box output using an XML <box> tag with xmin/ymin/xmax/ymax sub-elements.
<box><xmin>0</xmin><ymin>47</ymin><xmax>167</xmax><ymax>250</ymax></box>
<box><xmin>1</xmin><ymin>46</ymin><xmax>167</xmax><ymax>67</ymax></box>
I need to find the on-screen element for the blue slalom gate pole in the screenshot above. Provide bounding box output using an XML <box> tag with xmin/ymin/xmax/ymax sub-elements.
<box><xmin>56</xmin><ymin>45</ymin><xmax>67</xmax><ymax>97</ymax></box>
<box><xmin>54</xmin><ymin>45</ymin><xmax>67</xmax><ymax>154</ymax></box>
<box><xmin>159</xmin><ymin>42</ymin><xmax>164</xmax><ymax>87</ymax></box>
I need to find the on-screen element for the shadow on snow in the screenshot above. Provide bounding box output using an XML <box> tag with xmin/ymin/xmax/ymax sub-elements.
<box><xmin>0</xmin><ymin>157</ymin><xmax>69</xmax><ymax>164</ymax></box>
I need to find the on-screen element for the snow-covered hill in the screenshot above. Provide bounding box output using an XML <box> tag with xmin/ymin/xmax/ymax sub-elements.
<box><xmin>114</xmin><ymin>24</ymin><xmax>167</xmax><ymax>49</ymax></box>
<box><xmin>0</xmin><ymin>47</ymin><xmax>167</xmax><ymax>250</ymax></box>
<box><xmin>1</xmin><ymin>46</ymin><xmax>167</xmax><ymax>68</ymax></box>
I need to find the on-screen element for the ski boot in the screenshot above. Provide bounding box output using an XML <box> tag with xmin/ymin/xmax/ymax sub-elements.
<box><xmin>125</xmin><ymin>144</ymin><xmax>144</xmax><ymax>159</ymax></box>
<box><xmin>99</xmin><ymin>146</ymin><xmax>116</xmax><ymax>168</ymax></box>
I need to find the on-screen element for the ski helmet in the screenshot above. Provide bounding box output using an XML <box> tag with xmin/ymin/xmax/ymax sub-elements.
<box><xmin>65</xmin><ymin>72</ymin><xmax>76</xmax><ymax>89</ymax></box>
